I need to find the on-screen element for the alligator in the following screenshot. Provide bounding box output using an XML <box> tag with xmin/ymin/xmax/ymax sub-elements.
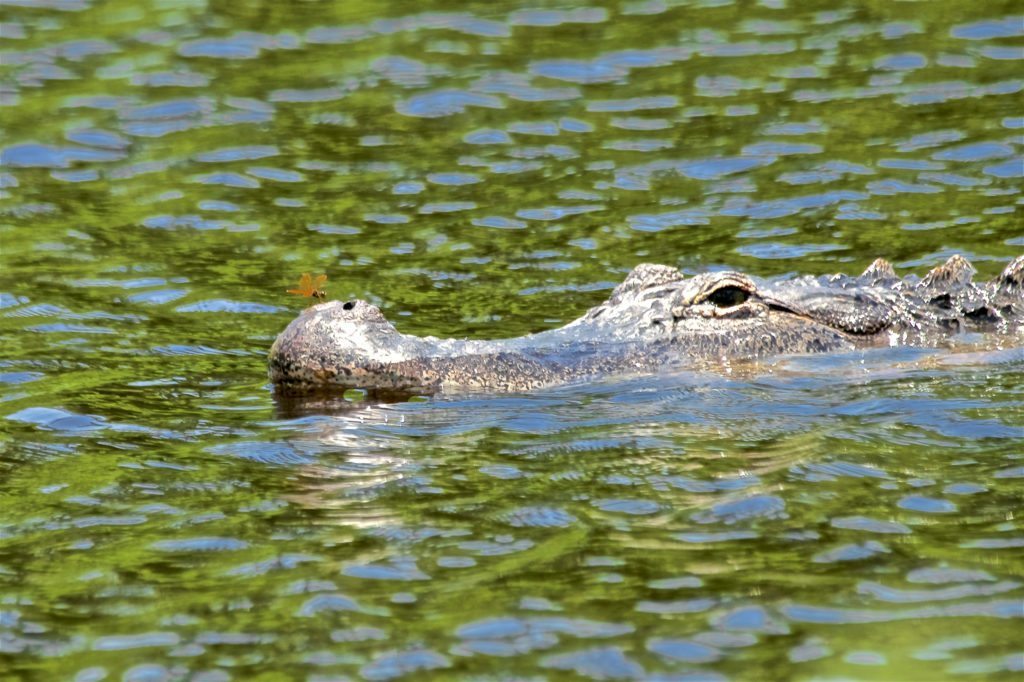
<box><xmin>269</xmin><ymin>255</ymin><xmax>1024</xmax><ymax>395</ymax></box>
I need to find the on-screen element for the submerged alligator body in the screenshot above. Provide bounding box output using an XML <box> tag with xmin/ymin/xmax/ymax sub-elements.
<box><xmin>270</xmin><ymin>255</ymin><xmax>1024</xmax><ymax>395</ymax></box>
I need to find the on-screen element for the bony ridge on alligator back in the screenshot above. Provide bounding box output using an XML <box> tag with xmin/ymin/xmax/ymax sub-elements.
<box><xmin>269</xmin><ymin>255</ymin><xmax>1024</xmax><ymax>396</ymax></box>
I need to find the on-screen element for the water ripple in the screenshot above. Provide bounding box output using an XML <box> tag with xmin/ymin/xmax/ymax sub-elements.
<box><xmin>783</xmin><ymin>599</ymin><xmax>1022</xmax><ymax>623</ymax></box>
<box><xmin>396</xmin><ymin>90</ymin><xmax>503</xmax><ymax>118</ymax></box>
<box><xmin>151</xmin><ymin>537</ymin><xmax>249</xmax><ymax>552</ymax></box>
<box><xmin>857</xmin><ymin>580</ymin><xmax>1021</xmax><ymax>604</ymax></box>
<box><xmin>92</xmin><ymin>632</ymin><xmax>180</xmax><ymax>651</ymax></box>
<box><xmin>951</xmin><ymin>17</ymin><xmax>1024</xmax><ymax>40</ymax></box>
<box><xmin>542</xmin><ymin>646</ymin><xmax>644</xmax><ymax>679</ymax></box>
<box><xmin>360</xmin><ymin>649</ymin><xmax>451</xmax><ymax>680</ymax></box>
<box><xmin>0</xmin><ymin>142</ymin><xmax>125</xmax><ymax>168</ymax></box>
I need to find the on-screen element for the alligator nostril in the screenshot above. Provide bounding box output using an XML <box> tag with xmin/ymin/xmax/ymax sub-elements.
<box><xmin>342</xmin><ymin>301</ymin><xmax>355</xmax><ymax>311</ymax></box>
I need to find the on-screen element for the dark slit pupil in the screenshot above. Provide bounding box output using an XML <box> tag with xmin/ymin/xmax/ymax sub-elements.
<box><xmin>707</xmin><ymin>286</ymin><xmax>749</xmax><ymax>307</ymax></box>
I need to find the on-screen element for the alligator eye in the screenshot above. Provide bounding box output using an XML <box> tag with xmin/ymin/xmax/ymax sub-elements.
<box><xmin>706</xmin><ymin>285</ymin><xmax>750</xmax><ymax>308</ymax></box>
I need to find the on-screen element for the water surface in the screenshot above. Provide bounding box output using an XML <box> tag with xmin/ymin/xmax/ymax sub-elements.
<box><xmin>2</xmin><ymin>0</ymin><xmax>1022</xmax><ymax>680</ymax></box>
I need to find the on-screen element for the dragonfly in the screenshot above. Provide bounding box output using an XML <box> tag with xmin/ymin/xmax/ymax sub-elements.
<box><xmin>287</xmin><ymin>273</ymin><xmax>327</xmax><ymax>302</ymax></box>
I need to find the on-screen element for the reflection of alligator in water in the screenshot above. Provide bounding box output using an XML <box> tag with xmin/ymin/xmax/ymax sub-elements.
<box><xmin>270</xmin><ymin>255</ymin><xmax>1023</xmax><ymax>396</ymax></box>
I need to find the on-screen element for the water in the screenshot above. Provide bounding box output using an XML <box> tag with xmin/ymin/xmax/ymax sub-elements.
<box><xmin>2</xmin><ymin>0</ymin><xmax>1022</xmax><ymax>680</ymax></box>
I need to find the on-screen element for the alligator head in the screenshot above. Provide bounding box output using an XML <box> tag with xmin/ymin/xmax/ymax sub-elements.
<box><xmin>269</xmin><ymin>255</ymin><xmax>1023</xmax><ymax>395</ymax></box>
